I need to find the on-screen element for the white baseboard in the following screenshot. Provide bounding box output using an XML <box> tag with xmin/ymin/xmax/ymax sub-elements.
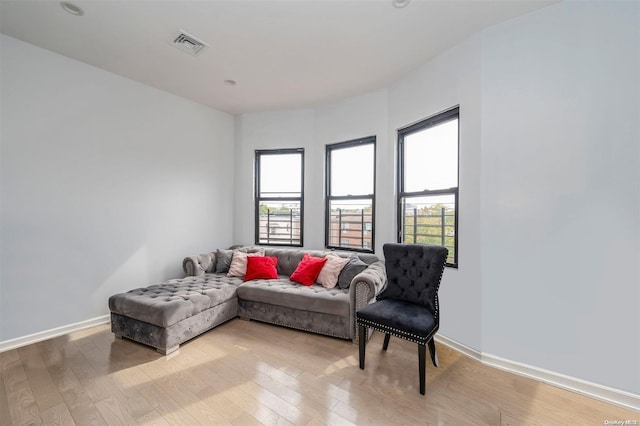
<box><xmin>435</xmin><ymin>333</ymin><xmax>482</xmax><ymax>362</ymax></box>
<box><xmin>435</xmin><ymin>334</ymin><xmax>640</xmax><ymax>412</ymax></box>
<box><xmin>0</xmin><ymin>315</ymin><xmax>110</xmax><ymax>353</ymax></box>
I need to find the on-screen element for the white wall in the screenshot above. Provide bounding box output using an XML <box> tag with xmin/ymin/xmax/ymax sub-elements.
<box><xmin>233</xmin><ymin>109</ymin><xmax>315</xmax><ymax>246</ymax></box>
<box><xmin>233</xmin><ymin>1</ymin><xmax>639</xmax><ymax>395</ymax></box>
<box><xmin>0</xmin><ymin>35</ymin><xmax>236</xmax><ymax>341</ymax></box>
<box><xmin>314</xmin><ymin>89</ymin><xmax>389</xmax><ymax>254</ymax></box>
<box><xmin>389</xmin><ymin>35</ymin><xmax>484</xmax><ymax>354</ymax></box>
<box><xmin>234</xmin><ymin>90</ymin><xmax>389</xmax><ymax>251</ymax></box>
<box><xmin>480</xmin><ymin>1</ymin><xmax>639</xmax><ymax>394</ymax></box>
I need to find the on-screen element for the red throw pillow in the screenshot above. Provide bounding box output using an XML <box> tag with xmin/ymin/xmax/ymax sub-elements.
<box><xmin>290</xmin><ymin>253</ymin><xmax>327</xmax><ymax>286</ymax></box>
<box><xmin>244</xmin><ymin>256</ymin><xmax>278</xmax><ymax>281</ymax></box>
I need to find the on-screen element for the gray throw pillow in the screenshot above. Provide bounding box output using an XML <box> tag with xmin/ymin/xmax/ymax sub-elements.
<box><xmin>215</xmin><ymin>249</ymin><xmax>233</xmax><ymax>273</ymax></box>
<box><xmin>337</xmin><ymin>254</ymin><xmax>368</xmax><ymax>289</ymax></box>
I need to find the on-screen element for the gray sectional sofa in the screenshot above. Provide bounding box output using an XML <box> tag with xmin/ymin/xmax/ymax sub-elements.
<box><xmin>108</xmin><ymin>246</ymin><xmax>387</xmax><ymax>354</ymax></box>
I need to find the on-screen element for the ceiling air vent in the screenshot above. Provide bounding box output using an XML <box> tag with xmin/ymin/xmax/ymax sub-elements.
<box><xmin>172</xmin><ymin>30</ymin><xmax>208</xmax><ymax>56</ymax></box>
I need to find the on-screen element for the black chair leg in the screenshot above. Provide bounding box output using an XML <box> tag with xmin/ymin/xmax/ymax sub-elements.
<box><xmin>418</xmin><ymin>343</ymin><xmax>426</xmax><ymax>395</ymax></box>
<box><xmin>358</xmin><ymin>325</ymin><xmax>367</xmax><ymax>369</ymax></box>
<box><xmin>382</xmin><ymin>333</ymin><xmax>391</xmax><ymax>351</ymax></box>
<box><xmin>428</xmin><ymin>338</ymin><xmax>438</xmax><ymax>367</ymax></box>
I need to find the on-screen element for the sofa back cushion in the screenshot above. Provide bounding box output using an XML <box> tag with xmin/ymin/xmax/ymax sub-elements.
<box><xmin>261</xmin><ymin>247</ymin><xmax>377</xmax><ymax>276</ymax></box>
<box><xmin>266</xmin><ymin>249</ymin><xmax>306</xmax><ymax>276</ymax></box>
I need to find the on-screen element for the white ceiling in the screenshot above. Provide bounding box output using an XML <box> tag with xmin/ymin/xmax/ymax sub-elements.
<box><xmin>0</xmin><ymin>0</ymin><xmax>558</xmax><ymax>115</ymax></box>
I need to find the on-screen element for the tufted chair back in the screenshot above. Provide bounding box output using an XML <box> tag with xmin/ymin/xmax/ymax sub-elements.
<box><xmin>377</xmin><ymin>243</ymin><xmax>448</xmax><ymax>317</ymax></box>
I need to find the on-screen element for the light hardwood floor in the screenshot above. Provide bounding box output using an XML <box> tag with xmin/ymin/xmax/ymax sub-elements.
<box><xmin>1</xmin><ymin>319</ymin><xmax>638</xmax><ymax>425</ymax></box>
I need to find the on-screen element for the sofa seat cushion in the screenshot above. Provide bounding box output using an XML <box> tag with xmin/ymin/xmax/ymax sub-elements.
<box><xmin>108</xmin><ymin>274</ymin><xmax>242</xmax><ymax>328</ymax></box>
<box><xmin>237</xmin><ymin>276</ymin><xmax>349</xmax><ymax>317</ymax></box>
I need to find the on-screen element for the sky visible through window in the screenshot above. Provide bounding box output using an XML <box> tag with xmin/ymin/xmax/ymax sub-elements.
<box><xmin>259</xmin><ymin>119</ymin><xmax>456</xmax><ymax>204</ymax></box>
<box><xmin>404</xmin><ymin>119</ymin><xmax>458</xmax><ymax>192</ymax></box>
<box><xmin>330</xmin><ymin>144</ymin><xmax>374</xmax><ymax>197</ymax></box>
<box><xmin>259</xmin><ymin>153</ymin><xmax>301</xmax><ymax>197</ymax></box>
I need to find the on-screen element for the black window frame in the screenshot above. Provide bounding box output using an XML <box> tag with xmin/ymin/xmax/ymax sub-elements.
<box><xmin>325</xmin><ymin>136</ymin><xmax>376</xmax><ymax>253</ymax></box>
<box><xmin>255</xmin><ymin>148</ymin><xmax>304</xmax><ymax>247</ymax></box>
<box><xmin>397</xmin><ymin>106</ymin><xmax>459</xmax><ymax>267</ymax></box>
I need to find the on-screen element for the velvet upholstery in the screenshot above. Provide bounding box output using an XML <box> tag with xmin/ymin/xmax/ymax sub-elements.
<box><xmin>111</xmin><ymin>297</ymin><xmax>238</xmax><ymax>355</ymax></box>
<box><xmin>337</xmin><ymin>254</ymin><xmax>369</xmax><ymax>289</ymax></box>
<box><xmin>356</xmin><ymin>243</ymin><xmax>448</xmax><ymax>395</ymax></box>
<box><xmin>238</xmin><ymin>277</ymin><xmax>349</xmax><ymax>316</ymax></box>
<box><xmin>215</xmin><ymin>249</ymin><xmax>233</xmax><ymax>273</ymax></box>
<box><xmin>356</xmin><ymin>299</ymin><xmax>436</xmax><ymax>343</ymax></box>
<box><xmin>377</xmin><ymin>243</ymin><xmax>448</xmax><ymax>315</ymax></box>
<box><xmin>238</xmin><ymin>299</ymin><xmax>351</xmax><ymax>340</ymax></box>
<box><xmin>108</xmin><ymin>275</ymin><xmax>242</xmax><ymax>327</ymax></box>
<box><xmin>110</xmin><ymin>246</ymin><xmax>387</xmax><ymax>353</ymax></box>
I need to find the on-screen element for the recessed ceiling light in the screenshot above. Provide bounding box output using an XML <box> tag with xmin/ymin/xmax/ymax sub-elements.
<box><xmin>392</xmin><ymin>0</ymin><xmax>410</xmax><ymax>8</ymax></box>
<box><xmin>224</xmin><ymin>80</ymin><xmax>237</xmax><ymax>86</ymax></box>
<box><xmin>60</xmin><ymin>1</ymin><xmax>84</xmax><ymax>16</ymax></box>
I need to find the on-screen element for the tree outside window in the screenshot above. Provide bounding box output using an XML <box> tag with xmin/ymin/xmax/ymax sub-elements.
<box><xmin>397</xmin><ymin>107</ymin><xmax>459</xmax><ymax>267</ymax></box>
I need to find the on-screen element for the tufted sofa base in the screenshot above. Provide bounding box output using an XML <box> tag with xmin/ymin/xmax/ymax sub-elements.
<box><xmin>111</xmin><ymin>298</ymin><xmax>238</xmax><ymax>354</ymax></box>
<box><xmin>238</xmin><ymin>299</ymin><xmax>351</xmax><ymax>340</ymax></box>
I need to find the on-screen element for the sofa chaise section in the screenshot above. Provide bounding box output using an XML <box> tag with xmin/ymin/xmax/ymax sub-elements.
<box><xmin>108</xmin><ymin>274</ymin><xmax>241</xmax><ymax>354</ymax></box>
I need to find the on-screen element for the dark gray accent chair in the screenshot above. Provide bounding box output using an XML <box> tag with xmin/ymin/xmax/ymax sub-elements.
<box><xmin>356</xmin><ymin>243</ymin><xmax>448</xmax><ymax>395</ymax></box>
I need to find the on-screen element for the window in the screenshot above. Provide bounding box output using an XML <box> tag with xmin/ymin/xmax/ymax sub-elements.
<box><xmin>397</xmin><ymin>107</ymin><xmax>458</xmax><ymax>267</ymax></box>
<box><xmin>255</xmin><ymin>149</ymin><xmax>304</xmax><ymax>246</ymax></box>
<box><xmin>326</xmin><ymin>136</ymin><xmax>375</xmax><ymax>252</ymax></box>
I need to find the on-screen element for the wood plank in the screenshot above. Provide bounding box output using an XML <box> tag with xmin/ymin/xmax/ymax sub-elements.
<box><xmin>134</xmin><ymin>380</ymin><xmax>202</xmax><ymax>426</ymax></box>
<box><xmin>3</xmin><ymin>349</ymin><xmax>43</xmax><ymax>426</ymax></box>
<box><xmin>17</xmin><ymin>344</ymin><xmax>65</xmax><ymax>412</ymax></box>
<box><xmin>0</xmin><ymin>374</ymin><xmax>12</xmax><ymax>426</ymax></box>
<box><xmin>94</xmin><ymin>395</ymin><xmax>139</xmax><ymax>426</ymax></box>
<box><xmin>40</xmin><ymin>402</ymin><xmax>77</xmax><ymax>426</ymax></box>
<box><xmin>134</xmin><ymin>409</ymin><xmax>172</xmax><ymax>426</ymax></box>
<box><xmin>36</xmin><ymin>339</ymin><xmax>107</xmax><ymax>426</ymax></box>
<box><xmin>69</xmin><ymin>336</ymin><xmax>156</xmax><ymax>420</ymax></box>
<box><xmin>1</xmin><ymin>319</ymin><xmax>637</xmax><ymax>426</ymax></box>
<box><xmin>59</xmin><ymin>385</ymin><xmax>108</xmax><ymax>426</ymax></box>
<box><xmin>4</xmin><ymin>375</ymin><xmax>42</xmax><ymax>426</ymax></box>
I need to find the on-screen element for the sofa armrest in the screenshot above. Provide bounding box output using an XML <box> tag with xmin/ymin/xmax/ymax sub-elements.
<box><xmin>183</xmin><ymin>252</ymin><xmax>216</xmax><ymax>276</ymax></box>
<box><xmin>349</xmin><ymin>260</ymin><xmax>386</xmax><ymax>341</ymax></box>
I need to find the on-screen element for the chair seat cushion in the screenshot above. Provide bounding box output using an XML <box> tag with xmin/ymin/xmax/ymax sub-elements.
<box><xmin>356</xmin><ymin>299</ymin><xmax>436</xmax><ymax>344</ymax></box>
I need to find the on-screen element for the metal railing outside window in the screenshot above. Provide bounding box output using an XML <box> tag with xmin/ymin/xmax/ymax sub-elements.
<box><xmin>255</xmin><ymin>149</ymin><xmax>304</xmax><ymax>246</ymax></box>
<box><xmin>327</xmin><ymin>207</ymin><xmax>373</xmax><ymax>251</ymax></box>
<box><xmin>325</xmin><ymin>136</ymin><xmax>376</xmax><ymax>253</ymax></box>
<box><xmin>397</xmin><ymin>107</ymin><xmax>459</xmax><ymax>267</ymax></box>
<box><xmin>258</xmin><ymin>206</ymin><xmax>301</xmax><ymax>245</ymax></box>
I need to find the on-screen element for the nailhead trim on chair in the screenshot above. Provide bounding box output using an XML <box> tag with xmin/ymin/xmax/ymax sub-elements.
<box><xmin>356</xmin><ymin>317</ymin><xmax>437</xmax><ymax>345</ymax></box>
